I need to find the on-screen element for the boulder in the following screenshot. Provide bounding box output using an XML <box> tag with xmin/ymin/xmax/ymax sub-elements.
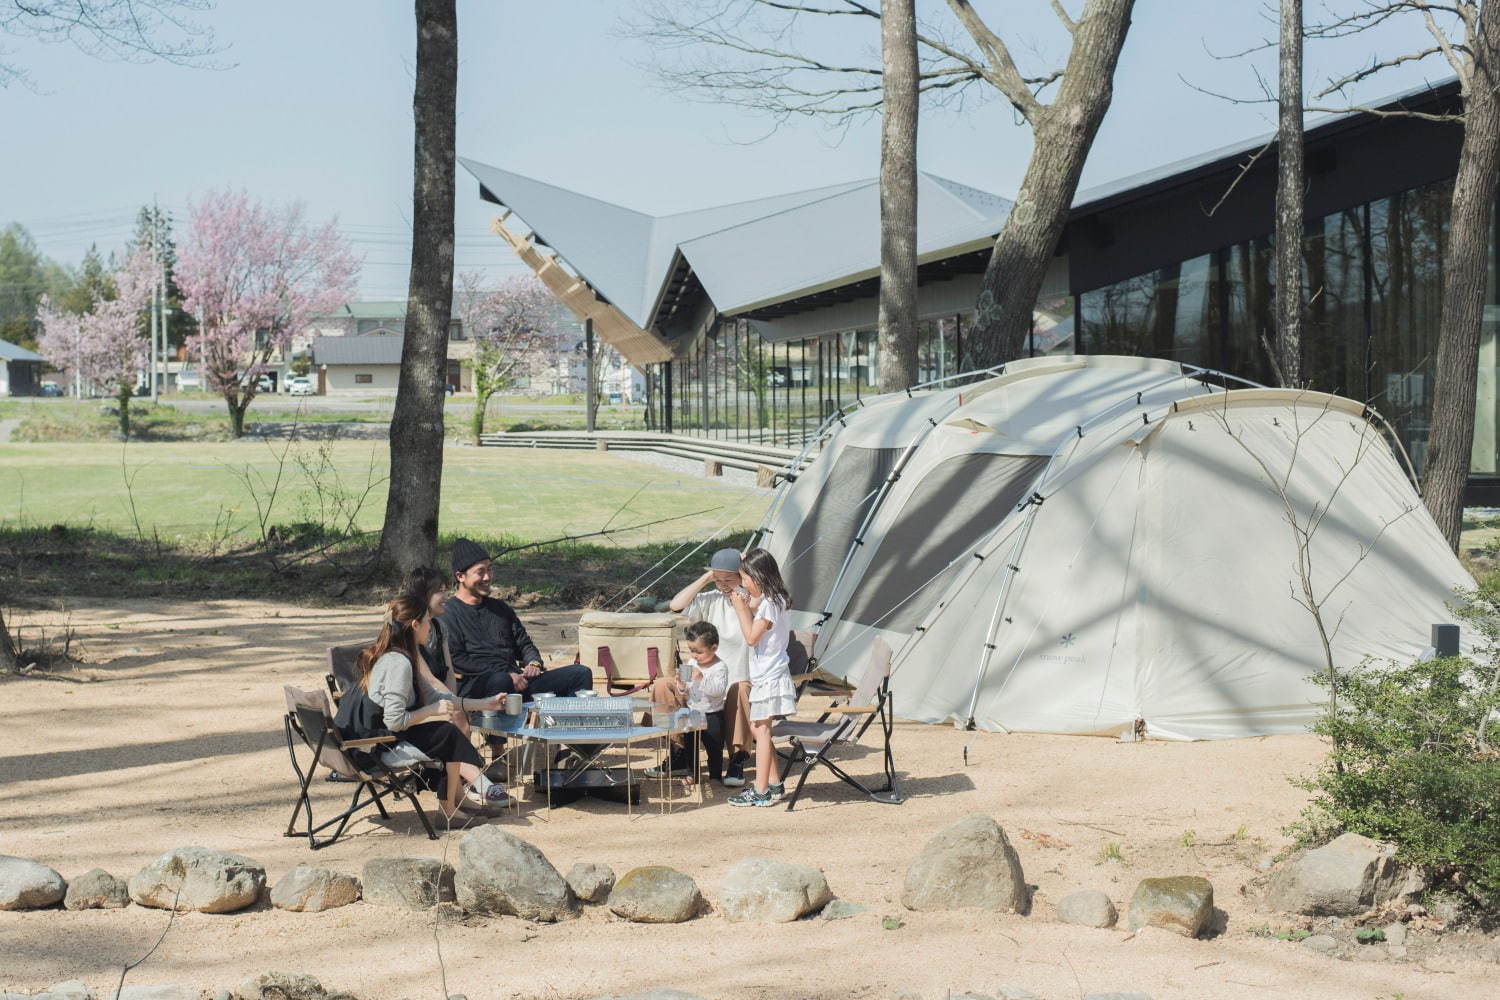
<box><xmin>129</xmin><ymin>847</ymin><xmax>266</xmax><ymax>914</ymax></box>
<box><xmin>996</xmin><ymin>990</ymin><xmax>1042</xmax><ymax>1000</ymax></box>
<box><xmin>44</xmin><ymin>984</ymin><xmax>93</xmax><ymax>1000</ymax></box>
<box><xmin>566</xmin><ymin>862</ymin><xmax>616</xmax><ymax>904</ymax></box>
<box><xmin>0</xmin><ymin>855</ymin><xmax>66</xmax><ymax>910</ymax></box>
<box><xmin>65</xmin><ymin>869</ymin><xmax>130</xmax><ymax>910</ymax></box>
<box><xmin>719</xmin><ymin>858</ymin><xmax>832</xmax><ymax>923</ymax></box>
<box><xmin>1126</xmin><ymin>877</ymin><xmax>1214</xmax><ymax>939</ymax></box>
<box><xmin>360</xmin><ymin>857</ymin><xmax>454</xmax><ymax>911</ymax></box>
<box><xmin>900</xmin><ymin>814</ymin><xmax>1029</xmax><ymax>914</ymax></box>
<box><xmin>607</xmin><ymin>866</ymin><xmax>703</xmax><ymax>923</ymax></box>
<box><xmin>1081</xmin><ymin>994</ymin><xmax>1153</xmax><ymax>1000</ymax></box>
<box><xmin>270</xmin><ymin>866</ymin><xmax>361</xmax><ymax>912</ymax></box>
<box><xmin>454</xmin><ymin>827</ymin><xmax>577</xmax><ymax>921</ymax></box>
<box><xmin>1056</xmin><ymin>889</ymin><xmax>1118</xmax><ymax>929</ymax></box>
<box><xmin>110</xmin><ymin>988</ymin><xmax>202</xmax><ymax>1000</ymax></box>
<box><xmin>587</xmin><ymin>992</ymin><xmax>706</xmax><ymax>1000</ymax></box>
<box><xmin>231</xmin><ymin>972</ymin><xmax>324</xmax><ymax>1000</ymax></box>
<box><xmin>821</xmin><ymin>899</ymin><xmax>868</xmax><ymax>921</ymax></box>
<box><xmin>1301</xmin><ymin>934</ymin><xmax>1338</xmax><ymax>953</ymax></box>
<box><xmin>1266</xmin><ymin>832</ymin><xmax>1409</xmax><ymax>917</ymax></box>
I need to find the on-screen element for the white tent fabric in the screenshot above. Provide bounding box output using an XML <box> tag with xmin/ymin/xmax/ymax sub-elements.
<box><xmin>762</xmin><ymin>357</ymin><xmax>1473</xmax><ymax>741</ymax></box>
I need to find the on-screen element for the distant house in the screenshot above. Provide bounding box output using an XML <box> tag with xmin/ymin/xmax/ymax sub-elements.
<box><xmin>294</xmin><ymin>300</ymin><xmax>473</xmax><ymax>393</ymax></box>
<box><xmin>310</xmin><ymin>334</ymin><xmax>405</xmax><ymax>393</ymax></box>
<box><xmin>0</xmin><ymin>338</ymin><xmax>44</xmax><ymax>396</ymax></box>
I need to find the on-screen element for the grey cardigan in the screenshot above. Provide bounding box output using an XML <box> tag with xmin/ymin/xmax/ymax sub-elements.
<box><xmin>367</xmin><ymin>650</ymin><xmax>422</xmax><ymax>732</ymax></box>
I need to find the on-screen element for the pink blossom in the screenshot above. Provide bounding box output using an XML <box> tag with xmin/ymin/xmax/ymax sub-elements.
<box><xmin>176</xmin><ymin>189</ymin><xmax>360</xmax><ymax>415</ymax></box>
<box><xmin>37</xmin><ymin>247</ymin><xmax>156</xmax><ymax>397</ymax></box>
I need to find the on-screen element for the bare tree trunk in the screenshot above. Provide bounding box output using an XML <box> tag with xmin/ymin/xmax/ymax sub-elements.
<box><xmin>1274</xmin><ymin>0</ymin><xmax>1304</xmax><ymax>387</ymax></box>
<box><xmin>1422</xmin><ymin>19</ymin><xmax>1500</xmax><ymax>551</ymax></box>
<box><xmin>878</xmin><ymin>0</ymin><xmax>919</xmax><ymax>393</ymax></box>
<box><xmin>964</xmin><ymin>0</ymin><xmax>1135</xmax><ymax>365</ymax></box>
<box><xmin>0</xmin><ymin>607</ymin><xmax>17</xmax><ymax>673</ymax></box>
<box><xmin>381</xmin><ymin>0</ymin><xmax>456</xmax><ymax>575</ymax></box>
<box><xmin>117</xmin><ymin>386</ymin><xmax>133</xmax><ymax>439</ymax></box>
<box><xmin>227</xmin><ymin>395</ymin><xmax>246</xmax><ymax>438</ymax></box>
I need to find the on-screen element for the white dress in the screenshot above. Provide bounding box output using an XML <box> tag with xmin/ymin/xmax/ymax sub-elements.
<box><xmin>747</xmin><ymin>597</ymin><xmax>798</xmax><ymax>721</ymax></box>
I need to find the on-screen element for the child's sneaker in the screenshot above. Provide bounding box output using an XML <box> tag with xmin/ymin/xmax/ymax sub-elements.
<box><xmin>727</xmin><ymin>787</ymin><xmax>772</xmax><ymax>808</ymax></box>
<box><xmin>722</xmin><ymin>756</ymin><xmax>747</xmax><ymax>787</ymax></box>
<box><xmin>766</xmin><ymin>782</ymin><xmax>785</xmax><ymax>802</ymax></box>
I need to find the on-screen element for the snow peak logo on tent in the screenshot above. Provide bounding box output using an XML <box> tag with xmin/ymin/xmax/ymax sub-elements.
<box><xmin>1041</xmin><ymin>634</ymin><xmax>1086</xmax><ymax>666</ymax></box>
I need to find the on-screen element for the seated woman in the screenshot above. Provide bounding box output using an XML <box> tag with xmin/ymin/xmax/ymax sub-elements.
<box><xmin>344</xmin><ymin>593</ymin><xmax>509</xmax><ymax>820</ymax></box>
<box><xmin>402</xmin><ymin>565</ymin><xmax>470</xmax><ymax>738</ymax></box>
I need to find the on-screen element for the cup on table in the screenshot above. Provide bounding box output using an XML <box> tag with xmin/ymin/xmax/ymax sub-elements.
<box><xmin>505</xmin><ymin>693</ymin><xmax>523</xmax><ymax>716</ymax></box>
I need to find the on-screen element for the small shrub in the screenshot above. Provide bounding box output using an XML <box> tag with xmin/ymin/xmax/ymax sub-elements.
<box><xmin>1098</xmin><ymin>842</ymin><xmax>1124</xmax><ymax>864</ymax></box>
<box><xmin>1180</xmin><ymin>829</ymin><xmax>1196</xmax><ymax>848</ymax></box>
<box><xmin>1291</xmin><ymin>653</ymin><xmax>1500</xmax><ymax>907</ymax></box>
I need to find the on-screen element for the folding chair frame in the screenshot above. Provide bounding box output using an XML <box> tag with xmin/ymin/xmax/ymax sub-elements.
<box><xmin>282</xmin><ymin>702</ymin><xmax>439</xmax><ymax>850</ymax></box>
<box><xmin>779</xmin><ymin>678</ymin><xmax>903</xmax><ymax>811</ymax></box>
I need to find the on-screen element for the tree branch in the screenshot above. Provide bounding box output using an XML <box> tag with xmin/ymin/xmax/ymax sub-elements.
<box><xmin>942</xmin><ymin>0</ymin><xmax>1042</xmax><ymax>119</ymax></box>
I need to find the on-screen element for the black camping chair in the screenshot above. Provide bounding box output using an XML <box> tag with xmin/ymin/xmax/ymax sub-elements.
<box><xmin>282</xmin><ymin>684</ymin><xmax>440</xmax><ymax>849</ymax></box>
<box><xmin>773</xmin><ymin>637</ymin><xmax>902</xmax><ymax>812</ymax></box>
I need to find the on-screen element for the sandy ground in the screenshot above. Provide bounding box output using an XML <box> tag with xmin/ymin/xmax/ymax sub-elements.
<box><xmin>1</xmin><ymin>599</ymin><xmax>1495</xmax><ymax>1000</ymax></box>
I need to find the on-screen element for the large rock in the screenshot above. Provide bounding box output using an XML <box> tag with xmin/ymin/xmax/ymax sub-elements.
<box><xmin>0</xmin><ymin>855</ymin><xmax>66</xmax><ymax>910</ymax></box>
<box><xmin>566</xmin><ymin>862</ymin><xmax>616</xmax><ymax>904</ymax></box>
<box><xmin>901</xmin><ymin>814</ymin><xmax>1029</xmax><ymax>914</ymax></box>
<box><xmin>232</xmin><ymin>972</ymin><xmax>324</xmax><ymax>1000</ymax></box>
<box><xmin>454</xmin><ymin>827</ymin><xmax>577</xmax><ymax>921</ymax></box>
<box><xmin>1267</xmin><ymin>832</ymin><xmax>1409</xmax><ymax>916</ymax></box>
<box><xmin>270</xmin><ymin>866</ymin><xmax>360</xmax><ymax>912</ymax></box>
<box><xmin>361</xmin><ymin>857</ymin><xmax>454</xmax><ymax>911</ymax></box>
<box><xmin>1056</xmin><ymin>889</ymin><xmax>1118</xmax><ymax>929</ymax></box>
<box><xmin>608</xmin><ymin>866</ymin><xmax>703</xmax><ymax>923</ymax></box>
<box><xmin>44</xmin><ymin>984</ymin><xmax>93</xmax><ymax>1000</ymax></box>
<box><xmin>129</xmin><ymin>847</ymin><xmax>266</xmax><ymax>914</ymax></box>
<box><xmin>65</xmin><ymin>868</ymin><xmax>130</xmax><ymax>910</ymax></box>
<box><xmin>719</xmin><ymin>858</ymin><xmax>832</xmax><ymax>922</ymax></box>
<box><xmin>587</xmin><ymin>992</ymin><xmax>706</xmax><ymax>1000</ymax></box>
<box><xmin>1126</xmin><ymin>877</ymin><xmax>1214</xmax><ymax>938</ymax></box>
<box><xmin>110</xmin><ymin>987</ymin><xmax>202</xmax><ymax>1000</ymax></box>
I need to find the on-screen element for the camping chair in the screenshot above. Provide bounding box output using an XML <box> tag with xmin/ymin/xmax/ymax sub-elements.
<box><xmin>772</xmin><ymin>638</ymin><xmax>902</xmax><ymax>812</ymax></box>
<box><xmin>597</xmin><ymin>645</ymin><xmax>663</xmax><ymax>696</ymax></box>
<box><xmin>325</xmin><ymin>642</ymin><xmax>366</xmax><ymax>701</ymax></box>
<box><xmin>282</xmin><ymin>684</ymin><xmax>440</xmax><ymax>849</ymax></box>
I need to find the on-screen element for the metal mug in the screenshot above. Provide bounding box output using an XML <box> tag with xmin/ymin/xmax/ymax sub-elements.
<box><xmin>505</xmin><ymin>692</ymin><xmax>523</xmax><ymax>716</ymax></box>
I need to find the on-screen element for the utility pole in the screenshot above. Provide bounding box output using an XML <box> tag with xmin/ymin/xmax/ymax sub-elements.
<box><xmin>159</xmin><ymin>206</ymin><xmax>170</xmax><ymax>396</ymax></box>
<box><xmin>149</xmin><ymin>198</ymin><xmax>160</xmax><ymax>403</ymax></box>
<box><xmin>584</xmin><ymin>318</ymin><xmax>596</xmax><ymax>434</ymax></box>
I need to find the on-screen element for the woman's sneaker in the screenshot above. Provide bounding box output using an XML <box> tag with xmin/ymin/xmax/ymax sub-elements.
<box><xmin>727</xmin><ymin>787</ymin><xmax>773</xmax><ymax>808</ymax></box>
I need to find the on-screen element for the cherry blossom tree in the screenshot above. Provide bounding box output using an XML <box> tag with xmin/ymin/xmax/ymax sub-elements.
<box><xmin>176</xmin><ymin>189</ymin><xmax>359</xmax><ymax>437</ymax></box>
<box><xmin>37</xmin><ymin>247</ymin><xmax>156</xmax><ymax>438</ymax></box>
<box><xmin>456</xmin><ymin>271</ymin><xmax>559</xmax><ymax>441</ymax></box>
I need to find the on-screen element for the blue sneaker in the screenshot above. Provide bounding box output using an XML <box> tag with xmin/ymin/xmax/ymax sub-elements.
<box><xmin>727</xmin><ymin>787</ymin><xmax>772</xmax><ymax>808</ymax></box>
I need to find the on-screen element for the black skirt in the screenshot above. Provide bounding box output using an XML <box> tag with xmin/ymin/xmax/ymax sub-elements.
<box><xmin>400</xmin><ymin>720</ymin><xmax>482</xmax><ymax>769</ymax></box>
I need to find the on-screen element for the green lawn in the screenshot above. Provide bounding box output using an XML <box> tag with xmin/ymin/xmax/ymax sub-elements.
<box><xmin>0</xmin><ymin>441</ymin><xmax>768</xmax><ymax>548</ymax></box>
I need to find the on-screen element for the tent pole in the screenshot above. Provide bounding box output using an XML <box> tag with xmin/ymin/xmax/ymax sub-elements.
<box><xmin>961</xmin><ymin>498</ymin><xmax>1044</xmax><ymax>728</ymax></box>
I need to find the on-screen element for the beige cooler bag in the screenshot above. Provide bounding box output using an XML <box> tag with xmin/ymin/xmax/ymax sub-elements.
<box><xmin>576</xmin><ymin>611</ymin><xmax>687</xmax><ymax>688</ymax></box>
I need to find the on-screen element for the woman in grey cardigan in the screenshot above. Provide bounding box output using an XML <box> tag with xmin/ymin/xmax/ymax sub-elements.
<box><xmin>355</xmin><ymin>593</ymin><xmax>508</xmax><ymax>820</ymax></box>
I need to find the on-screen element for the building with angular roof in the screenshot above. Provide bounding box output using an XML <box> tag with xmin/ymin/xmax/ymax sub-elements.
<box><xmin>463</xmin><ymin>77</ymin><xmax>1500</xmax><ymax>496</ymax></box>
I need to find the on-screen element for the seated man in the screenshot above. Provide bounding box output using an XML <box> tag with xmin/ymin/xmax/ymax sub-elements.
<box><xmin>441</xmin><ymin>538</ymin><xmax>594</xmax><ymax>701</ymax></box>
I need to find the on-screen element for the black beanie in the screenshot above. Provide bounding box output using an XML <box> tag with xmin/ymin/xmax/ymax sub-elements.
<box><xmin>451</xmin><ymin>538</ymin><xmax>490</xmax><ymax>576</ymax></box>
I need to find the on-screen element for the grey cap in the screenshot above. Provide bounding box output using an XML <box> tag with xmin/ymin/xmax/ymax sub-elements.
<box><xmin>707</xmin><ymin>547</ymin><xmax>742</xmax><ymax>572</ymax></box>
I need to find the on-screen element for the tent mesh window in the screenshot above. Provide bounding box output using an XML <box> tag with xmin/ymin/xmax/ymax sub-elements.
<box><xmin>841</xmin><ymin>452</ymin><xmax>1047</xmax><ymax>632</ymax></box>
<box><xmin>782</xmin><ymin>445</ymin><xmax>903</xmax><ymax>616</ymax></box>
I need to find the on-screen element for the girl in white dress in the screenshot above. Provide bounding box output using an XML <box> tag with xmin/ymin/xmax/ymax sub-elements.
<box><xmin>727</xmin><ymin>547</ymin><xmax>797</xmax><ymax>807</ymax></box>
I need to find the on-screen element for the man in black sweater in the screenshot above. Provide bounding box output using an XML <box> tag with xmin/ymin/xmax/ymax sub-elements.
<box><xmin>441</xmin><ymin>538</ymin><xmax>594</xmax><ymax>700</ymax></box>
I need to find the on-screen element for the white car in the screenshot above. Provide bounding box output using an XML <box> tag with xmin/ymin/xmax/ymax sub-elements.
<box><xmin>286</xmin><ymin>377</ymin><xmax>314</xmax><ymax>397</ymax></box>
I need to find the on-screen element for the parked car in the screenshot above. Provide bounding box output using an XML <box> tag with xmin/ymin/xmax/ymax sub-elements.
<box><xmin>39</xmin><ymin>382</ymin><xmax>62</xmax><ymax>397</ymax></box>
<box><xmin>286</xmin><ymin>377</ymin><xmax>314</xmax><ymax>397</ymax></box>
<box><xmin>176</xmin><ymin>371</ymin><xmax>202</xmax><ymax>391</ymax></box>
<box><xmin>255</xmin><ymin>374</ymin><xmax>276</xmax><ymax>393</ymax></box>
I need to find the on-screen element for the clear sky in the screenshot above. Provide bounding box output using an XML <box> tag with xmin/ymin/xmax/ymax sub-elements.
<box><xmin>0</xmin><ymin>0</ymin><xmax>1449</xmax><ymax>299</ymax></box>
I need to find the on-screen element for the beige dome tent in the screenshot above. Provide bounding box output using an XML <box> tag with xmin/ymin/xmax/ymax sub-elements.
<box><xmin>758</xmin><ymin>356</ymin><xmax>1472</xmax><ymax>740</ymax></box>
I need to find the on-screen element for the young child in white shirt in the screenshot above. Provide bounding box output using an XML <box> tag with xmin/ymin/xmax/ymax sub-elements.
<box><xmin>646</xmin><ymin>620</ymin><xmax>729</xmax><ymax>783</ymax></box>
<box><xmin>727</xmin><ymin>547</ymin><xmax>797</xmax><ymax>807</ymax></box>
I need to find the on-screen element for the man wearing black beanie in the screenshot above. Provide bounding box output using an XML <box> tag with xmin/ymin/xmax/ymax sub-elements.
<box><xmin>439</xmin><ymin>538</ymin><xmax>594</xmax><ymax>700</ymax></box>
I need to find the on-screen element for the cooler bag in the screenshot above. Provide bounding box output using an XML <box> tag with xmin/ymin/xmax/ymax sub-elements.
<box><xmin>576</xmin><ymin>611</ymin><xmax>687</xmax><ymax>688</ymax></box>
